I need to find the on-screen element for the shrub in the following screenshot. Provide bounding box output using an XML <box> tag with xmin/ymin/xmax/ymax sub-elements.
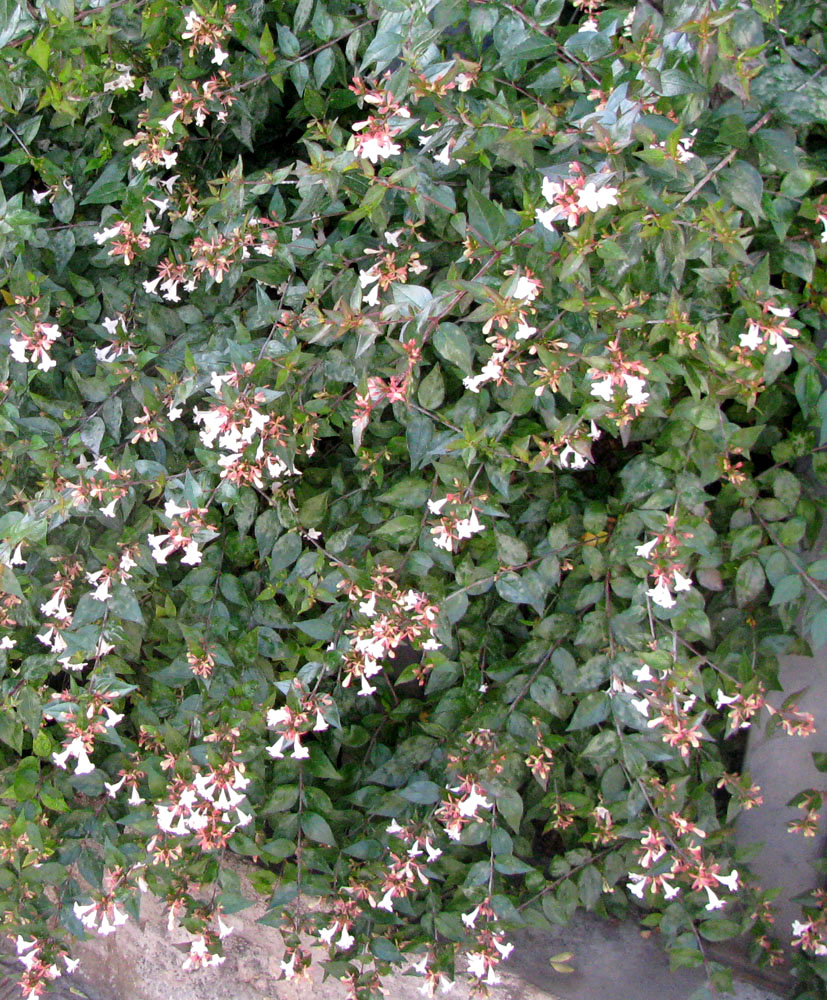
<box><xmin>0</xmin><ymin>0</ymin><xmax>826</xmax><ymax>996</ymax></box>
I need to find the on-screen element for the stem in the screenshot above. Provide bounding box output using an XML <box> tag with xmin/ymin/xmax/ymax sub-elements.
<box><xmin>753</xmin><ymin>511</ymin><xmax>827</xmax><ymax>604</ymax></box>
<box><xmin>506</xmin><ymin>638</ymin><xmax>564</xmax><ymax>716</ymax></box>
<box><xmin>517</xmin><ymin>847</ymin><xmax>613</xmax><ymax>911</ymax></box>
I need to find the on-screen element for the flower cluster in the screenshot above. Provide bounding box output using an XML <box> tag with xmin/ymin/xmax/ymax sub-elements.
<box><xmin>587</xmin><ymin>337</ymin><xmax>650</xmax><ymax>425</ymax></box>
<box><xmin>180</xmin><ymin>3</ymin><xmax>235</xmax><ymax>64</ymax></box>
<box><xmin>635</xmin><ymin>517</ymin><xmax>693</xmax><ymax>609</ymax></box>
<box><xmin>738</xmin><ymin>301</ymin><xmax>798</xmax><ymax>356</ymax></box>
<box><xmin>427</xmin><ymin>490</ymin><xmax>486</xmax><ymax>552</ymax></box>
<box><xmin>8</xmin><ymin>297</ymin><xmax>62</xmax><ymax>372</ymax></box>
<box><xmin>14</xmin><ymin>936</ymin><xmax>79</xmax><ymax>1000</ymax></box>
<box><xmin>349</xmin><ymin>77</ymin><xmax>411</xmax><ymax>163</ymax></box>
<box><xmin>338</xmin><ymin>566</ymin><xmax>441</xmax><ymax>695</ymax></box>
<box><xmin>46</xmin><ymin>690</ymin><xmax>124</xmax><ymax>776</ymax></box>
<box><xmin>627</xmin><ymin>819</ymin><xmax>739</xmax><ymax>911</ymax></box>
<box><xmin>153</xmin><ymin>760</ymin><xmax>251</xmax><ymax>848</ymax></box>
<box><xmin>536</xmin><ymin>162</ymin><xmax>618</xmax><ymax>231</ymax></box>
<box><xmin>266</xmin><ymin>685</ymin><xmax>331</xmax><ymax>760</ymax></box>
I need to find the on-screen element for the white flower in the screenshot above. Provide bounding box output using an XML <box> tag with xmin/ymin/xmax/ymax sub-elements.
<box><xmin>577</xmin><ymin>182</ymin><xmax>618</xmax><ymax>213</ymax></box>
<box><xmin>515</xmin><ymin>320</ymin><xmax>537</xmax><ymax>340</ymax></box>
<box><xmin>632</xmin><ymin>664</ymin><xmax>653</xmax><ymax>683</ymax></box>
<box><xmin>713</xmin><ymin>869</ymin><xmax>739</xmax><ymax>892</ymax></box>
<box><xmin>319</xmin><ymin>924</ymin><xmax>337</xmax><ymax>945</ymax></box>
<box><xmin>623</xmin><ymin>374</ymin><xmax>649</xmax><ymax>407</ymax></box>
<box><xmin>704</xmin><ymin>886</ymin><xmax>726</xmax><ymax>911</ymax></box>
<box><xmin>104</xmin><ymin>777</ymin><xmax>125</xmax><ymax>798</ymax></box>
<box><xmin>353</xmin><ymin>132</ymin><xmax>401</xmax><ymax>164</ymax></box>
<box><xmin>494</xmin><ymin>939</ymin><xmax>513</xmax><ymax>960</ymax></box>
<box><xmin>631</xmin><ymin>697</ymin><xmax>650</xmax><ymax>717</ymax></box>
<box><xmin>580</xmin><ymin>18</ymin><xmax>598</xmax><ymax>31</ymax></box>
<box><xmin>376</xmin><ymin>887</ymin><xmax>395</xmax><ymax>912</ymax></box>
<box><xmin>635</xmin><ymin>537</ymin><xmax>659</xmax><ymax>559</ymax></box>
<box><xmin>627</xmin><ymin>873</ymin><xmax>647</xmax><ymax>898</ymax></box>
<box><xmin>212</xmin><ymin>45</ymin><xmax>229</xmax><ymax>65</ymax></box>
<box><xmin>102</xmin><ymin>706</ymin><xmax>124</xmax><ymax>728</ymax></box>
<box><xmin>672</xmin><ymin>569</ymin><xmax>692</xmax><ymax>592</ymax></box>
<box><xmin>739</xmin><ymin>323</ymin><xmax>763</xmax><ymax>352</ymax></box>
<box><xmin>280</xmin><ymin>953</ymin><xmax>296</xmax><ymax>980</ymax></box>
<box><xmin>73</xmin><ymin>902</ymin><xmax>98</xmax><ymax>928</ymax></box>
<box><xmin>40</xmin><ymin>592</ymin><xmax>69</xmax><ymax>618</ymax></box>
<box><xmin>511</xmin><ymin>275</ymin><xmax>541</xmax><ymax>302</ymax></box>
<box><xmin>646</xmin><ymin>577</ymin><xmax>675</xmax><ymax>609</ymax></box>
<box><xmin>359</xmin><ymin>593</ymin><xmax>377</xmax><ymax>617</ymax></box>
<box><xmin>337</xmin><ymin>926</ymin><xmax>355</xmax><ymax>950</ymax></box>
<box><xmin>158</xmin><ymin>110</ymin><xmax>182</xmax><ymax>134</ymax></box>
<box><xmin>535</xmin><ymin>206</ymin><xmax>562</xmax><ymax>231</ymax></box>
<box><xmin>590</xmin><ymin>375</ymin><xmax>614</xmax><ymax>402</ymax></box>
<box><xmin>32</xmin><ymin>188</ymin><xmax>51</xmax><ymax>204</ymax></box>
<box><xmin>181</xmin><ymin>540</ymin><xmax>202</xmax><ymax>565</ymax></box>
<box><xmin>559</xmin><ymin>444</ymin><xmax>589</xmax><ymax>470</ymax></box>
<box><xmin>716</xmin><ymin>689</ymin><xmax>738</xmax><ymax>709</ymax></box>
<box><xmin>455</xmin><ymin>509</ymin><xmax>484</xmax><ymax>540</ymax></box>
<box><xmin>461</xmin><ymin>906</ymin><xmax>480</xmax><ymax>928</ymax></box>
<box><xmin>94</xmin><ymin>224</ymin><xmax>121</xmax><ymax>245</ymax></box>
<box><xmin>465</xmin><ymin>952</ymin><xmax>490</xmax><ymax>980</ymax></box>
<box><xmin>455</xmin><ymin>785</ymin><xmax>492</xmax><ymax>818</ymax></box>
<box><xmin>462</xmin><ymin>372</ymin><xmax>488</xmax><ymax>394</ymax></box>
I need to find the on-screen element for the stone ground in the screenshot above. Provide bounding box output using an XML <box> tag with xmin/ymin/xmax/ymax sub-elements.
<box><xmin>17</xmin><ymin>881</ymin><xmax>789</xmax><ymax>1000</ymax></box>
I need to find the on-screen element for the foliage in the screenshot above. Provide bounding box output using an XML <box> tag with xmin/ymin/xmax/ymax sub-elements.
<box><xmin>0</xmin><ymin>0</ymin><xmax>826</xmax><ymax>996</ymax></box>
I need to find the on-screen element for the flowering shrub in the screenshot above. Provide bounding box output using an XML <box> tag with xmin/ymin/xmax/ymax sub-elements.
<box><xmin>0</xmin><ymin>0</ymin><xmax>826</xmax><ymax>997</ymax></box>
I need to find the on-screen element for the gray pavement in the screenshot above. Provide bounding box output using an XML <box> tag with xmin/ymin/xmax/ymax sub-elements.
<box><xmin>507</xmin><ymin>913</ymin><xmax>790</xmax><ymax>1000</ymax></box>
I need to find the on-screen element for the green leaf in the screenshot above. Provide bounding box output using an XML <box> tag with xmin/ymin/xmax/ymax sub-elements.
<box><xmin>109</xmin><ymin>584</ymin><xmax>145</xmax><ymax>624</ymax></box>
<box><xmin>495</xmin><ymin>571</ymin><xmax>546</xmax><ymax>615</ymax></box>
<box><xmin>296</xmin><ymin>617</ymin><xmax>334</xmax><ymax>641</ymax></box>
<box><xmin>277</xmin><ymin>24</ymin><xmax>300</xmax><ymax>57</ymax></box>
<box><xmin>302</xmin><ymin>811</ymin><xmax>336</xmax><ymax>846</ymax></box>
<box><xmin>433</xmin><ymin>324</ymin><xmax>474</xmax><ymax>375</ymax></box>
<box><xmin>718</xmin><ymin>161</ymin><xmax>764</xmax><ymax>223</ymax></box>
<box><xmin>266</xmin><ymin>784</ymin><xmax>299</xmax><ymax>813</ymax></box>
<box><xmin>730</xmin><ymin>524</ymin><xmax>763</xmax><ymax>559</ymax></box>
<box><xmin>494</xmin><ymin>855</ymin><xmax>535</xmax><ymax>875</ymax></box>
<box><xmin>259</xmin><ymin>23</ymin><xmax>275</xmax><ymax>64</ymax></box>
<box><xmin>698</xmin><ymin>919</ymin><xmax>742</xmax><ymax>942</ymax></box>
<box><xmin>399</xmin><ymin>780</ymin><xmax>441</xmax><ymax>804</ymax></box>
<box><xmin>270</xmin><ymin>531</ymin><xmax>302</xmax><ymax>573</ymax></box>
<box><xmin>566</xmin><ymin>691</ymin><xmax>609</xmax><ymax>730</ymax></box>
<box><xmin>418</xmin><ymin>365</ymin><xmax>445</xmax><ymax>410</ymax></box>
<box><xmin>578</xmin><ymin>864</ymin><xmax>602</xmax><ymax>908</ymax></box>
<box><xmin>465</xmin><ymin>185</ymin><xmax>506</xmax><ymax>245</ymax></box>
<box><xmin>314</xmin><ymin>49</ymin><xmax>335</xmax><ymax>89</ymax></box>
<box><xmin>25</xmin><ymin>34</ymin><xmax>50</xmax><ymax>73</ymax></box>
<box><xmin>370</xmin><ymin>937</ymin><xmax>403</xmax><ymax>964</ymax></box>
<box><xmin>490</xmin><ymin>784</ymin><xmax>523</xmax><ymax>832</ymax></box>
<box><xmin>80</xmin><ymin>161</ymin><xmax>127</xmax><ymax>205</ymax></box>
<box><xmin>530</xmin><ymin>676</ymin><xmax>566</xmax><ymax>717</ymax></box>
<box><xmin>735</xmin><ymin>558</ymin><xmax>765</xmax><ymax>606</ymax></box>
<box><xmin>495</xmin><ymin>531</ymin><xmax>528</xmax><ymax>567</ymax></box>
<box><xmin>770</xmin><ymin>573</ymin><xmax>802</xmax><ymax>606</ymax></box>
<box><xmin>343</xmin><ymin>839</ymin><xmax>382</xmax><ymax>859</ymax></box>
<box><xmin>294</xmin><ymin>0</ymin><xmax>313</xmax><ymax>33</ymax></box>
